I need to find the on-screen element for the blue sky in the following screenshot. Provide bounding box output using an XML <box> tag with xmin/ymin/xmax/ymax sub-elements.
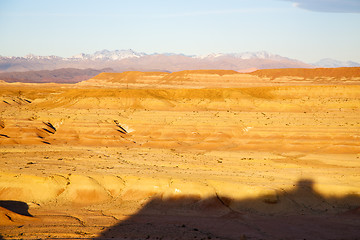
<box><xmin>0</xmin><ymin>0</ymin><xmax>359</xmax><ymax>63</ymax></box>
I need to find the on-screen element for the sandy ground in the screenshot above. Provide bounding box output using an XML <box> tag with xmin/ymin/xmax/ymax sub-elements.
<box><xmin>0</xmin><ymin>70</ymin><xmax>360</xmax><ymax>239</ymax></box>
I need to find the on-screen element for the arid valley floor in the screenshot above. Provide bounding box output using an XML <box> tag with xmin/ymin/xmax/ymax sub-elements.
<box><xmin>0</xmin><ymin>68</ymin><xmax>360</xmax><ymax>239</ymax></box>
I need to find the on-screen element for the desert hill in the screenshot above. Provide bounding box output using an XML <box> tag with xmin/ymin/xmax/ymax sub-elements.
<box><xmin>0</xmin><ymin>69</ymin><xmax>359</xmax><ymax>239</ymax></box>
<box><xmin>80</xmin><ymin>67</ymin><xmax>360</xmax><ymax>88</ymax></box>
<box><xmin>1</xmin><ymin>67</ymin><xmax>358</xmax><ymax>86</ymax></box>
<box><xmin>252</xmin><ymin>67</ymin><xmax>360</xmax><ymax>79</ymax></box>
<box><xmin>0</xmin><ymin>84</ymin><xmax>359</xmax><ymax>149</ymax></box>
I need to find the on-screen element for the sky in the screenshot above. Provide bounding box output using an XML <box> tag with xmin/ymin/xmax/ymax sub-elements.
<box><xmin>0</xmin><ymin>0</ymin><xmax>360</xmax><ymax>63</ymax></box>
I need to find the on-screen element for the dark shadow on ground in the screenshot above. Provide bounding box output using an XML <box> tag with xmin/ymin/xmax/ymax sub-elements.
<box><xmin>0</xmin><ymin>200</ymin><xmax>33</xmax><ymax>217</ymax></box>
<box><xmin>0</xmin><ymin>201</ymin><xmax>33</xmax><ymax>240</ymax></box>
<box><xmin>95</xmin><ymin>179</ymin><xmax>360</xmax><ymax>240</ymax></box>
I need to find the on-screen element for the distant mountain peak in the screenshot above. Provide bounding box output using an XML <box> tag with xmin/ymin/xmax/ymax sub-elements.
<box><xmin>22</xmin><ymin>54</ymin><xmax>60</xmax><ymax>60</ymax></box>
<box><xmin>314</xmin><ymin>58</ymin><xmax>360</xmax><ymax>68</ymax></box>
<box><xmin>71</xmin><ymin>49</ymin><xmax>146</xmax><ymax>60</ymax></box>
<box><xmin>0</xmin><ymin>49</ymin><xmax>314</xmax><ymax>72</ymax></box>
<box><xmin>196</xmin><ymin>51</ymin><xmax>286</xmax><ymax>60</ymax></box>
<box><xmin>24</xmin><ymin>53</ymin><xmax>37</xmax><ymax>59</ymax></box>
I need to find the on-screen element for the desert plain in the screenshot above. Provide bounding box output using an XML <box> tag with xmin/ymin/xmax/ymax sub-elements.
<box><xmin>0</xmin><ymin>68</ymin><xmax>360</xmax><ymax>239</ymax></box>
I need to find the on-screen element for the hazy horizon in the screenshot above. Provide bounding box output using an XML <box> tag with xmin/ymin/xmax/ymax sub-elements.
<box><xmin>1</xmin><ymin>0</ymin><xmax>360</xmax><ymax>63</ymax></box>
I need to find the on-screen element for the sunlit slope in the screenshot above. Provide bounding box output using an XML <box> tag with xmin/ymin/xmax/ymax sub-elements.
<box><xmin>79</xmin><ymin>68</ymin><xmax>360</xmax><ymax>88</ymax></box>
<box><xmin>251</xmin><ymin>67</ymin><xmax>360</xmax><ymax>85</ymax></box>
<box><xmin>79</xmin><ymin>70</ymin><xmax>266</xmax><ymax>88</ymax></box>
<box><xmin>0</xmin><ymin>85</ymin><xmax>359</xmax><ymax>153</ymax></box>
<box><xmin>252</xmin><ymin>67</ymin><xmax>360</xmax><ymax>79</ymax></box>
<box><xmin>1</xmin><ymin>76</ymin><xmax>360</xmax><ymax>239</ymax></box>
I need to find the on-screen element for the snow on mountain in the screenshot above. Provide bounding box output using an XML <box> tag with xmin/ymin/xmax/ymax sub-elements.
<box><xmin>314</xmin><ymin>58</ymin><xmax>360</xmax><ymax>68</ymax></box>
<box><xmin>69</xmin><ymin>49</ymin><xmax>290</xmax><ymax>61</ymax></box>
<box><xmin>227</xmin><ymin>51</ymin><xmax>279</xmax><ymax>59</ymax></box>
<box><xmin>70</xmin><ymin>53</ymin><xmax>88</xmax><ymax>60</ymax></box>
<box><xmin>71</xmin><ymin>49</ymin><xmax>146</xmax><ymax>60</ymax></box>
<box><xmin>0</xmin><ymin>50</ymin><xmax>298</xmax><ymax>62</ymax></box>
<box><xmin>196</xmin><ymin>53</ymin><xmax>225</xmax><ymax>59</ymax></box>
<box><xmin>154</xmin><ymin>52</ymin><xmax>194</xmax><ymax>57</ymax></box>
<box><xmin>0</xmin><ymin>49</ymin><xmax>314</xmax><ymax>72</ymax></box>
<box><xmin>196</xmin><ymin>51</ymin><xmax>287</xmax><ymax>60</ymax></box>
<box><xmin>23</xmin><ymin>54</ymin><xmax>60</xmax><ymax>60</ymax></box>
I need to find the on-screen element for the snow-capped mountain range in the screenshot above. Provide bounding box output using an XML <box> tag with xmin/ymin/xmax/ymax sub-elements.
<box><xmin>68</xmin><ymin>50</ymin><xmax>289</xmax><ymax>61</ymax></box>
<box><xmin>71</xmin><ymin>49</ymin><xmax>146</xmax><ymax>60</ymax></box>
<box><xmin>1</xmin><ymin>49</ymin><xmax>359</xmax><ymax>73</ymax></box>
<box><xmin>313</xmin><ymin>58</ymin><xmax>360</xmax><ymax>68</ymax></box>
<box><xmin>6</xmin><ymin>49</ymin><xmax>295</xmax><ymax>61</ymax></box>
<box><xmin>196</xmin><ymin>51</ymin><xmax>286</xmax><ymax>60</ymax></box>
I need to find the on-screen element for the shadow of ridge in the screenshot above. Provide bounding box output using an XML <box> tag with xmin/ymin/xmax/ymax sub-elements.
<box><xmin>95</xmin><ymin>178</ymin><xmax>360</xmax><ymax>240</ymax></box>
<box><xmin>0</xmin><ymin>200</ymin><xmax>33</xmax><ymax>217</ymax></box>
